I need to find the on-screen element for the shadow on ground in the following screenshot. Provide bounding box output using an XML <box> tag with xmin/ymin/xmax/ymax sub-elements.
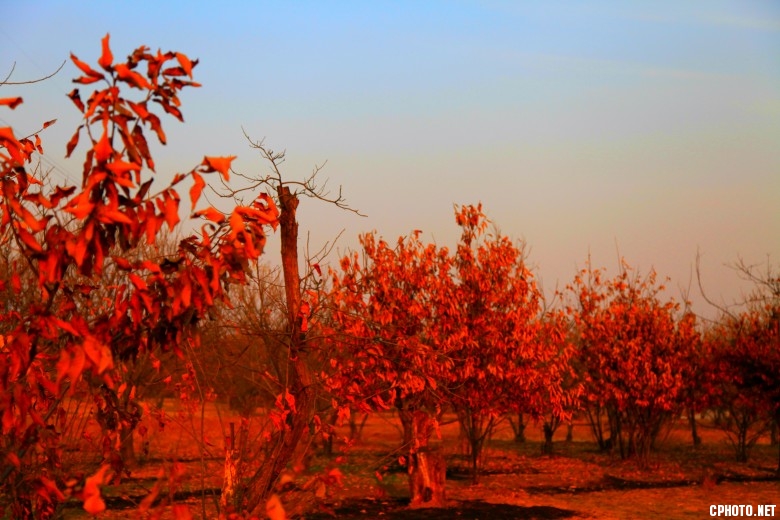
<box><xmin>303</xmin><ymin>498</ymin><xmax>576</xmax><ymax>519</ymax></box>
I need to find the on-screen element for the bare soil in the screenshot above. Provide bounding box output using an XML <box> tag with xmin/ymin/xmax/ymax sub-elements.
<box><xmin>59</xmin><ymin>401</ymin><xmax>779</xmax><ymax>519</ymax></box>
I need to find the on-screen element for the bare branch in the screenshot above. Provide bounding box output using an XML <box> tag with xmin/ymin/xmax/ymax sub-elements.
<box><xmin>0</xmin><ymin>60</ymin><xmax>66</xmax><ymax>86</ymax></box>
<box><xmin>695</xmin><ymin>251</ymin><xmax>779</xmax><ymax>321</ymax></box>
<box><xmin>236</xmin><ymin>129</ymin><xmax>366</xmax><ymax>217</ymax></box>
<box><xmin>695</xmin><ymin>250</ymin><xmax>737</xmax><ymax>321</ymax></box>
<box><xmin>0</xmin><ymin>62</ymin><xmax>16</xmax><ymax>86</ymax></box>
<box><xmin>729</xmin><ymin>255</ymin><xmax>780</xmax><ymax>300</ymax></box>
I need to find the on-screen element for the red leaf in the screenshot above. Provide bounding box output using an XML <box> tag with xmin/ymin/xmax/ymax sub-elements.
<box><xmin>195</xmin><ymin>207</ymin><xmax>224</xmax><ymax>223</ymax></box>
<box><xmin>129</xmin><ymin>273</ymin><xmax>147</xmax><ymax>290</ymax></box>
<box><xmin>72</xmin><ymin>76</ymin><xmax>103</xmax><ymax>85</ymax></box>
<box><xmin>64</xmin><ymin>197</ymin><xmax>94</xmax><ymax>219</ymax></box>
<box><xmin>101</xmin><ymin>209</ymin><xmax>133</xmax><ymax>225</ymax></box>
<box><xmin>180</xmin><ymin>275</ymin><xmax>192</xmax><ymax>309</ymax></box>
<box><xmin>17</xmin><ymin>228</ymin><xmax>43</xmax><ymax>253</ymax></box>
<box><xmin>19</xmin><ymin>206</ymin><xmax>46</xmax><ymax>232</ymax></box>
<box><xmin>85</xmin><ymin>88</ymin><xmax>109</xmax><ymax>120</ymax></box>
<box><xmin>98</xmin><ymin>33</ymin><xmax>113</xmax><ymax>70</ymax></box>
<box><xmin>42</xmin><ymin>119</ymin><xmax>57</xmax><ymax>129</ymax></box>
<box><xmin>66</xmin><ymin>236</ymin><xmax>89</xmax><ymax>266</ymax></box>
<box><xmin>162</xmin><ymin>66</ymin><xmax>187</xmax><ymax>77</ymax></box>
<box><xmin>11</xmin><ymin>273</ymin><xmax>21</xmax><ymax>294</ymax></box>
<box><xmin>106</xmin><ymin>160</ymin><xmax>141</xmax><ymax>177</ymax></box>
<box><xmin>94</xmin><ymin>129</ymin><xmax>112</xmax><ymax>163</ymax></box>
<box><xmin>254</xmin><ymin>193</ymin><xmax>279</xmax><ymax>230</ymax></box>
<box><xmin>229</xmin><ymin>210</ymin><xmax>245</xmax><ymax>236</ymax></box>
<box><xmin>127</xmin><ymin>100</ymin><xmax>149</xmax><ymax>120</ymax></box>
<box><xmin>176</xmin><ymin>52</ymin><xmax>194</xmax><ymax>78</ymax></box>
<box><xmin>67</xmin><ymin>89</ymin><xmax>85</xmax><ymax>113</ymax></box>
<box><xmin>163</xmin><ymin>192</ymin><xmax>180</xmax><ymax>229</ymax></box>
<box><xmin>201</xmin><ymin>156</ymin><xmax>235</xmax><ymax>181</ymax></box>
<box><xmin>113</xmin><ymin>256</ymin><xmax>132</xmax><ymax>270</ymax></box>
<box><xmin>237</xmin><ymin>197</ymin><xmax>279</xmax><ymax>230</ymax></box>
<box><xmin>133</xmin><ymin>125</ymin><xmax>154</xmax><ymax>170</ymax></box>
<box><xmin>65</xmin><ymin>126</ymin><xmax>82</xmax><ymax>157</ymax></box>
<box><xmin>189</xmin><ymin>172</ymin><xmax>205</xmax><ymax>211</ymax></box>
<box><xmin>70</xmin><ymin>53</ymin><xmax>104</xmax><ymax>80</ymax></box>
<box><xmin>146</xmin><ymin>113</ymin><xmax>167</xmax><ymax>144</ymax></box>
<box><xmin>114</xmin><ymin>63</ymin><xmax>150</xmax><ymax>89</ymax></box>
<box><xmin>0</xmin><ymin>97</ymin><xmax>23</xmax><ymax>109</ymax></box>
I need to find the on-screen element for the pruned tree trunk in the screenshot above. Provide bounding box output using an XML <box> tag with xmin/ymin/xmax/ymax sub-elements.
<box><xmin>408</xmin><ymin>410</ymin><xmax>446</xmax><ymax>508</ymax></box>
<box><xmin>242</xmin><ymin>186</ymin><xmax>317</xmax><ymax>516</ymax></box>
<box><xmin>220</xmin><ymin>423</ymin><xmax>239</xmax><ymax>518</ymax></box>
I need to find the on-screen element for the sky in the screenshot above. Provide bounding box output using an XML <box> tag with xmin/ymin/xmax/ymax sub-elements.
<box><xmin>1</xmin><ymin>1</ymin><xmax>778</xmax><ymax>319</ymax></box>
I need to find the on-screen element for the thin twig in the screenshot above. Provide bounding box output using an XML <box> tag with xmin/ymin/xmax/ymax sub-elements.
<box><xmin>0</xmin><ymin>60</ymin><xmax>66</xmax><ymax>86</ymax></box>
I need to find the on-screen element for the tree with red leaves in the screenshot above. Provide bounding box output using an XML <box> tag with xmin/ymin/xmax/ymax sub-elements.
<box><xmin>704</xmin><ymin>261</ymin><xmax>780</xmax><ymax>470</ymax></box>
<box><xmin>329</xmin><ymin>227</ymin><xmax>455</xmax><ymax>507</ymax></box>
<box><xmin>329</xmin><ymin>204</ymin><xmax>576</xmax><ymax>501</ymax></box>
<box><xmin>566</xmin><ymin>262</ymin><xmax>696</xmax><ymax>465</ymax></box>
<box><xmin>0</xmin><ymin>35</ymin><xmax>276</xmax><ymax>518</ymax></box>
<box><xmin>446</xmin><ymin>204</ymin><xmax>572</xmax><ymax>481</ymax></box>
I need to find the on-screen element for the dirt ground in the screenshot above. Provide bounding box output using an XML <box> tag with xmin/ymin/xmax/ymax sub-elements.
<box><xmin>58</xmin><ymin>401</ymin><xmax>779</xmax><ymax>519</ymax></box>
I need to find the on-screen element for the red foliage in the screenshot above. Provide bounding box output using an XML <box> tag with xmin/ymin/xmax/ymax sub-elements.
<box><xmin>705</xmin><ymin>301</ymin><xmax>780</xmax><ymax>464</ymax></box>
<box><xmin>329</xmin><ymin>204</ymin><xmax>576</xmax><ymax>487</ymax></box>
<box><xmin>0</xmin><ymin>35</ymin><xmax>276</xmax><ymax>517</ymax></box>
<box><xmin>566</xmin><ymin>261</ymin><xmax>698</xmax><ymax>461</ymax></box>
<box><xmin>328</xmin><ymin>227</ymin><xmax>454</xmax><ymax>416</ymax></box>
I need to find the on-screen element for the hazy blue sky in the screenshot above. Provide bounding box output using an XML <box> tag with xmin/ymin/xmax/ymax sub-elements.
<box><xmin>2</xmin><ymin>1</ymin><xmax>778</xmax><ymax>318</ymax></box>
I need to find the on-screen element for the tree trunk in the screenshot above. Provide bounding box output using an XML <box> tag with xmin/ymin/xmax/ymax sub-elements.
<box><xmin>349</xmin><ymin>411</ymin><xmax>368</xmax><ymax>442</ymax></box>
<box><xmin>566</xmin><ymin>421</ymin><xmax>574</xmax><ymax>442</ymax></box>
<box><xmin>542</xmin><ymin>423</ymin><xmax>554</xmax><ymax>455</ymax></box>
<box><xmin>408</xmin><ymin>410</ymin><xmax>446</xmax><ymax>508</ymax></box>
<box><xmin>586</xmin><ymin>405</ymin><xmax>610</xmax><ymax>451</ymax></box>
<box><xmin>607</xmin><ymin>407</ymin><xmax>622</xmax><ymax>457</ymax></box>
<box><xmin>242</xmin><ymin>186</ymin><xmax>317</xmax><ymax>516</ymax></box>
<box><xmin>322</xmin><ymin>409</ymin><xmax>338</xmax><ymax>456</ymax></box>
<box><xmin>688</xmin><ymin>408</ymin><xmax>702</xmax><ymax>447</ymax></box>
<box><xmin>119</xmin><ymin>423</ymin><xmax>136</xmax><ymax>467</ymax></box>
<box><xmin>508</xmin><ymin>413</ymin><xmax>526</xmax><ymax>443</ymax></box>
<box><xmin>399</xmin><ymin>408</ymin><xmax>414</xmax><ymax>449</ymax></box>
